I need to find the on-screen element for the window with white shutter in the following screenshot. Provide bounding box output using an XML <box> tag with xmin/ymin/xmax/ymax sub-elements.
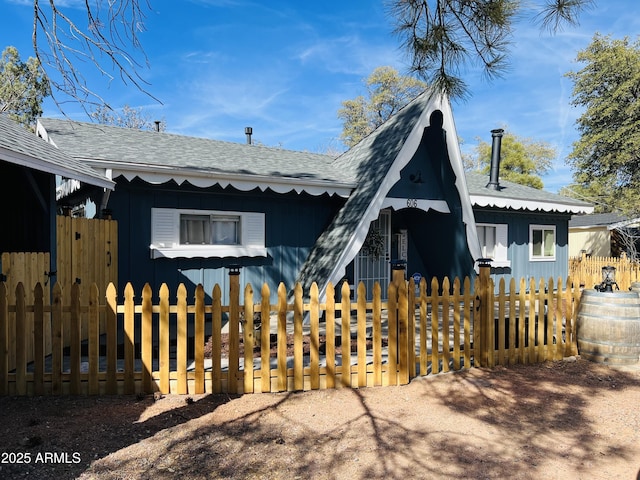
<box><xmin>476</xmin><ymin>223</ymin><xmax>510</xmax><ymax>267</ymax></box>
<box><xmin>150</xmin><ymin>207</ymin><xmax>266</xmax><ymax>259</ymax></box>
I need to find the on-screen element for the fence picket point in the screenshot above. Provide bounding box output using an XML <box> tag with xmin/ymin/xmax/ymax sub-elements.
<box><xmin>357</xmin><ymin>282</ymin><xmax>367</xmax><ymax>388</ymax></box>
<box><xmin>259</xmin><ymin>283</ymin><xmax>270</xmax><ymax>393</ymax></box>
<box><xmin>142</xmin><ymin>283</ymin><xmax>153</xmax><ymax>394</ymax></box>
<box><xmin>341</xmin><ymin>281</ymin><xmax>352</xmax><ymax>388</ymax></box>
<box><xmin>325</xmin><ymin>282</ymin><xmax>336</xmax><ymax>389</ymax></box>
<box><xmin>159</xmin><ymin>284</ymin><xmax>170</xmax><ymax>394</ymax></box>
<box><xmin>276</xmin><ymin>283</ymin><xmax>287</xmax><ymax>392</ymax></box>
<box><xmin>176</xmin><ymin>283</ymin><xmax>188</xmax><ymax>395</ymax></box>
<box><xmin>310</xmin><ymin>282</ymin><xmax>320</xmax><ymax>390</ymax></box>
<box><xmin>294</xmin><ymin>283</ymin><xmax>304</xmax><ymax>391</ymax></box>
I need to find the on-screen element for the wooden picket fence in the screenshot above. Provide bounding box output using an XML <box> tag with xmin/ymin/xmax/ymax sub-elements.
<box><xmin>0</xmin><ymin>268</ymin><xmax>580</xmax><ymax>396</ymax></box>
<box><xmin>569</xmin><ymin>252</ymin><xmax>640</xmax><ymax>291</ymax></box>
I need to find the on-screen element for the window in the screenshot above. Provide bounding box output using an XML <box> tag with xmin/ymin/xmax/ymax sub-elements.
<box><xmin>476</xmin><ymin>223</ymin><xmax>509</xmax><ymax>267</ymax></box>
<box><xmin>179</xmin><ymin>214</ymin><xmax>240</xmax><ymax>245</ymax></box>
<box><xmin>151</xmin><ymin>208</ymin><xmax>266</xmax><ymax>259</ymax></box>
<box><xmin>530</xmin><ymin>225</ymin><xmax>556</xmax><ymax>261</ymax></box>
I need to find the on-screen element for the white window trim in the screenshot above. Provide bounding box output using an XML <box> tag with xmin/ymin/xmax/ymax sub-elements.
<box><xmin>529</xmin><ymin>224</ymin><xmax>556</xmax><ymax>262</ymax></box>
<box><xmin>476</xmin><ymin>223</ymin><xmax>510</xmax><ymax>268</ymax></box>
<box><xmin>150</xmin><ymin>207</ymin><xmax>267</xmax><ymax>259</ymax></box>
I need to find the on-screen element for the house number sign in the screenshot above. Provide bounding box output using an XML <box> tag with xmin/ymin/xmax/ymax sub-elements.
<box><xmin>406</xmin><ymin>198</ymin><xmax>418</xmax><ymax>208</ymax></box>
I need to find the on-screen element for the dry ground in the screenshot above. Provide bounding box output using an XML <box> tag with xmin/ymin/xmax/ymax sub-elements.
<box><xmin>1</xmin><ymin>357</ymin><xmax>639</xmax><ymax>480</ymax></box>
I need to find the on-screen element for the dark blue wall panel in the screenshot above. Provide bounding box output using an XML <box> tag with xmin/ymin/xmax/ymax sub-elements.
<box><xmin>108</xmin><ymin>178</ymin><xmax>344</xmax><ymax>302</ymax></box>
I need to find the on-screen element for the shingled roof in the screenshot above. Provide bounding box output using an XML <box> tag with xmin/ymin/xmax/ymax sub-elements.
<box><xmin>36</xmin><ymin>118</ymin><xmax>352</xmax><ymax>196</ymax></box>
<box><xmin>466</xmin><ymin>171</ymin><xmax>593</xmax><ymax>214</ymax></box>
<box><xmin>0</xmin><ymin>114</ymin><xmax>113</xmax><ymax>189</ymax></box>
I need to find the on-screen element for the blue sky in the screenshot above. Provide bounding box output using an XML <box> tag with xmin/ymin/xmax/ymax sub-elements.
<box><xmin>2</xmin><ymin>1</ymin><xmax>640</xmax><ymax>193</ymax></box>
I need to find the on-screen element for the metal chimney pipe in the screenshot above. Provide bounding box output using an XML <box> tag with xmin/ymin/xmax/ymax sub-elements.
<box><xmin>154</xmin><ymin>120</ymin><xmax>161</xmax><ymax>132</ymax></box>
<box><xmin>245</xmin><ymin>127</ymin><xmax>253</xmax><ymax>145</ymax></box>
<box><xmin>486</xmin><ymin>128</ymin><xmax>504</xmax><ymax>190</ymax></box>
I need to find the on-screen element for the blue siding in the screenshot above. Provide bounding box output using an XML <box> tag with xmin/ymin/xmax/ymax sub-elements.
<box><xmin>474</xmin><ymin>208</ymin><xmax>571</xmax><ymax>292</ymax></box>
<box><xmin>109</xmin><ymin>178</ymin><xmax>344</xmax><ymax>302</ymax></box>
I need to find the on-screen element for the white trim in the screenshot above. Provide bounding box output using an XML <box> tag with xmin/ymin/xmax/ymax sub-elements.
<box><xmin>67</xmin><ymin>161</ymin><xmax>354</xmax><ymax>198</ymax></box>
<box><xmin>150</xmin><ymin>245</ymin><xmax>267</xmax><ymax>259</ymax></box>
<box><xmin>529</xmin><ymin>224</ymin><xmax>556</xmax><ymax>261</ymax></box>
<box><xmin>471</xmin><ymin>194</ymin><xmax>593</xmax><ymax>214</ymax></box>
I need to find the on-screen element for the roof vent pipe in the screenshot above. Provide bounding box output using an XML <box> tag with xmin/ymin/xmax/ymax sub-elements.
<box><xmin>245</xmin><ymin>127</ymin><xmax>253</xmax><ymax>145</ymax></box>
<box><xmin>486</xmin><ymin>128</ymin><xmax>504</xmax><ymax>190</ymax></box>
<box><xmin>154</xmin><ymin>120</ymin><xmax>161</xmax><ymax>132</ymax></box>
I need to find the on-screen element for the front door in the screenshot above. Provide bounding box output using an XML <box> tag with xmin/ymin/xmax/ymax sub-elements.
<box><xmin>355</xmin><ymin>209</ymin><xmax>391</xmax><ymax>298</ymax></box>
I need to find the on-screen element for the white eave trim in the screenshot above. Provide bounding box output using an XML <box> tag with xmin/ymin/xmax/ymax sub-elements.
<box><xmin>471</xmin><ymin>194</ymin><xmax>594</xmax><ymax>214</ymax></box>
<box><xmin>150</xmin><ymin>245</ymin><xmax>267</xmax><ymax>259</ymax></box>
<box><xmin>71</xmin><ymin>159</ymin><xmax>355</xmax><ymax>197</ymax></box>
<box><xmin>0</xmin><ymin>147</ymin><xmax>115</xmax><ymax>190</ymax></box>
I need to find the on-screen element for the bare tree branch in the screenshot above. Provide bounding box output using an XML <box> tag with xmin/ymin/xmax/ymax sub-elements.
<box><xmin>31</xmin><ymin>0</ymin><xmax>160</xmax><ymax>112</ymax></box>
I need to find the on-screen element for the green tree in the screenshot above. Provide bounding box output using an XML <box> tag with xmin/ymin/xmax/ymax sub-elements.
<box><xmin>90</xmin><ymin>104</ymin><xmax>166</xmax><ymax>131</ymax></box>
<box><xmin>565</xmin><ymin>34</ymin><xmax>640</xmax><ymax>213</ymax></box>
<box><xmin>388</xmin><ymin>0</ymin><xmax>594</xmax><ymax>99</ymax></box>
<box><xmin>338</xmin><ymin>66</ymin><xmax>427</xmax><ymax>148</ymax></box>
<box><xmin>468</xmin><ymin>129</ymin><xmax>555</xmax><ymax>189</ymax></box>
<box><xmin>0</xmin><ymin>46</ymin><xmax>50</xmax><ymax>127</ymax></box>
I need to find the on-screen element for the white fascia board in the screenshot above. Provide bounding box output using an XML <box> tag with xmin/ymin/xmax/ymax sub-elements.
<box><xmin>0</xmin><ymin>147</ymin><xmax>115</xmax><ymax>190</ymax></box>
<box><xmin>471</xmin><ymin>194</ymin><xmax>594</xmax><ymax>214</ymax></box>
<box><xmin>73</xmin><ymin>160</ymin><xmax>355</xmax><ymax>197</ymax></box>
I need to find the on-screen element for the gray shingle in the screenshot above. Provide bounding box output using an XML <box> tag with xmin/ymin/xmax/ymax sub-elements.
<box><xmin>569</xmin><ymin>212</ymin><xmax>628</xmax><ymax>228</ymax></box>
<box><xmin>38</xmin><ymin>118</ymin><xmax>351</xmax><ymax>185</ymax></box>
<box><xmin>466</xmin><ymin>171</ymin><xmax>592</xmax><ymax>209</ymax></box>
<box><xmin>0</xmin><ymin>114</ymin><xmax>113</xmax><ymax>189</ymax></box>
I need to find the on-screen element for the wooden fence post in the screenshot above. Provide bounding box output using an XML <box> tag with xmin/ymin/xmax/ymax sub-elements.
<box><xmin>476</xmin><ymin>260</ymin><xmax>492</xmax><ymax>368</ymax></box>
<box><xmin>228</xmin><ymin>267</ymin><xmax>241</xmax><ymax>394</ymax></box>
<box><xmin>195</xmin><ymin>284</ymin><xmax>206</xmax><ymax>395</ymax></box>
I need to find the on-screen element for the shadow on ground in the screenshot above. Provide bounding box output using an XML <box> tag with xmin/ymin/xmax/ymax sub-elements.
<box><xmin>1</xmin><ymin>359</ymin><xmax>639</xmax><ymax>479</ymax></box>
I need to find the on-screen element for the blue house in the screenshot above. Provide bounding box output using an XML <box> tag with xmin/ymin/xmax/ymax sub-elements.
<box><xmin>36</xmin><ymin>89</ymin><xmax>591</xmax><ymax>299</ymax></box>
<box><xmin>466</xmin><ymin>170</ymin><xmax>592</xmax><ymax>289</ymax></box>
<box><xmin>37</xmin><ymin>90</ymin><xmax>482</xmax><ymax>300</ymax></box>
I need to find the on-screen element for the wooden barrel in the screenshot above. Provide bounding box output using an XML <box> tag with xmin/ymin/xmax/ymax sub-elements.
<box><xmin>577</xmin><ymin>290</ymin><xmax>640</xmax><ymax>365</ymax></box>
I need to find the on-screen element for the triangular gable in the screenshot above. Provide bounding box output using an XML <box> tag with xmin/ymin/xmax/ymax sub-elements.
<box><xmin>296</xmin><ymin>89</ymin><xmax>481</xmax><ymax>298</ymax></box>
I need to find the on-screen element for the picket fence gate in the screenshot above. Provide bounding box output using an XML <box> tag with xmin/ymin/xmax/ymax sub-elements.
<box><xmin>0</xmin><ymin>266</ymin><xmax>580</xmax><ymax>396</ymax></box>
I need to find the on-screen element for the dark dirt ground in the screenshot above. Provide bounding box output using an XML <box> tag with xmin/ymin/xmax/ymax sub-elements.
<box><xmin>1</xmin><ymin>357</ymin><xmax>639</xmax><ymax>480</ymax></box>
